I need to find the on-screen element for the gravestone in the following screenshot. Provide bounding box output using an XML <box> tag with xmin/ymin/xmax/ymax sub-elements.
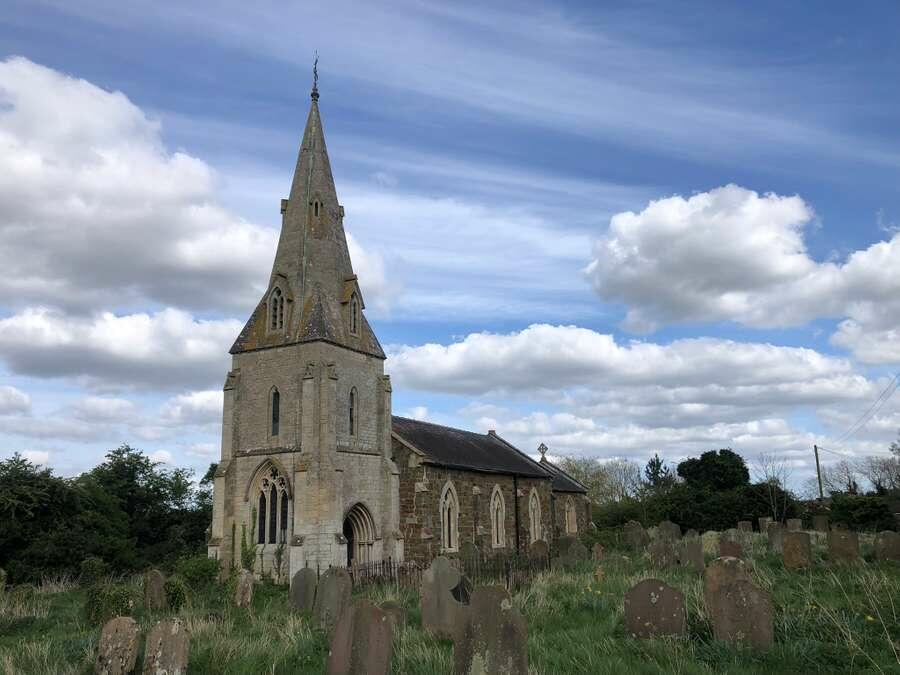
<box><xmin>142</xmin><ymin>618</ymin><xmax>189</xmax><ymax>675</ymax></box>
<box><xmin>679</xmin><ymin>536</ymin><xmax>704</xmax><ymax>573</ymax></box>
<box><xmin>290</xmin><ymin>568</ymin><xmax>318</xmax><ymax>614</ymax></box>
<box><xmin>766</xmin><ymin>522</ymin><xmax>784</xmax><ymax>553</ymax></box>
<box><xmin>812</xmin><ymin>515</ymin><xmax>829</xmax><ymax>532</ymax></box>
<box><xmin>658</xmin><ymin>520</ymin><xmax>681</xmax><ymax>542</ymax></box>
<box><xmin>724</xmin><ymin>527</ymin><xmax>740</xmax><ymax>541</ymax></box>
<box><xmin>557</xmin><ymin>536</ymin><xmax>578</xmax><ymax>556</ymax></box>
<box><xmin>593</xmin><ymin>566</ymin><xmax>605</xmax><ymax>584</ymax></box>
<box><xmin>648</xmin><ymin>539</ymin><xmax>677</xmax><ymax>570</ymax></box>
<box><xmin>708</xmin><ymin>579</ymin><xmax>774</xmax><ymax>649</ymax></box>
<box><xmin>701</xmin><ymin>531</ymin><xmax>720</xmax><ymax>555</ymax></box>
<box><xmin>421</xmin><ymin>556</ymin><xmax>470</xmax><ymax>639</ymax></box>
<box><xmin>314</xmin><ymin>567</ymin><xmax>353</xmax><ymax>633</ymax></box>
<box><xmin>143</xmin><ymin>569</ymin><xmax>167</xmax><ymax>612</ymax></box>
<box><xmin>327</xmin><ymin>600</ymin><xmax>393</xmax><ymax>675</ymax></box>
<box><xmin>592</xmin><ymin>543</ymin><xmax>604</xmax><ymax>562</ymax></box>
<box><xmin>874</xmin><ymin>531</ymin><xmax>900</xmax><ymax>563</ymax></box>
<box><xmin>96</xmin><ymin>616</ymin><xmax>140</xmax><ymax>675</ymax></box>
<box><xmin>737</xmin><ymin>521</ymin><xmax>753</xmax><ymax>534</ymax></box>
<box><xmin>623</xmin><ymin>579</ymin><xmax>686</xmax><ymax>639</ymax></box>
<box><xmin>453</xmin><ymin>585</ymin><xmax>528</xmax><ymax>675</ymax></box>
<box><xmin>380</xmin><ymin>600</ymin><xmax>407</xmax><ymax>631</ymax></box>
<box><xmin>234</xmin><ymin>569</ymin><xmax>254</xmax><ymax>609</ymax></box>
<box><xmin>684</xmin><ymin>529</ymin><xmax>699</xmax><ymax>539</ymax></box>
<box><xmin>758</xmin><ymin>517</ymin><xmax>772</xmax><ymax>534</ymax></box>
<box><xmin>704</xmin><ymin>556</ymin><xmax>753</xmax><ymax>606</ymax></box>
<box><xmin>783</xmin><ymin>531</ymin><xmax>811</xmax><ymax>569</ymax></box>
<box><xmin>786</xmin><ymin>518</ymin><xmax>802</xmax><ymax>531</ymax></box>
<box><xmin>527</xmin><ymin>540</ymin><xmax>548</xmax><ymax>560</ymax></box>
<box><xmin>719</xmin><ymin>539</ymin><xmax>743</xmax><ymax>559</ymax></box>
<box><xmin>624</xmin><ymin>521</ymin><xmax>648</xmax><ymax>552</ymax></box>
<box><xmin>828</xmin><ymin>530</ymin><xmax>860</xmax><ymax>563</ymax></box>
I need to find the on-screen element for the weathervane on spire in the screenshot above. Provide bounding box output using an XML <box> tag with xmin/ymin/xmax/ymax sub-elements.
<box><xmin>311</xmin><ymin>51</ymin><xmax>319</xmax><ymax>101</ymax></box>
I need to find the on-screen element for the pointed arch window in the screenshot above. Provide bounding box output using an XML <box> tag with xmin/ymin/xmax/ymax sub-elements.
<box><xmin>349</xmin><ymin>294</ymin><xmax>359</xmax><ymax>336</ymax></box>
<box><xmin>269</xmin><ymin>287</ymin><xmax>284</xmax><ymax>331</ymax></box>
<box><xmin>270</xmin><ymin>388</ymin><xmax>280</xmax><ymax>437</ymax></box>
<box><xmin>253</xmin><ymin>465</ymin><xmax>291</xmax><ymax>545</ymax></box>
<box><xmin>440</xmin><ymin>481</ymin><xmax>459</xmax><ymax>552</ymax></box>
<box><xmin>565</xmin><ymin>497</ymin><xmax>578</xmax><ymax>534</ymax></box>
<box><xmin>313</xmin><ymin>200</ymin><xmax>321</xmax><ymax>217</ymax></box>
<box><xmin>528</xmin><ymin>489</ymin><xmax>542</xmax><ymax>543</ymax></box>
<box><xmin>490</xmin><ymin>485</ymin><xmax>506</xmax><ymax>548</ymax></box>
<box><xmin>348</xmin><ymin>387</ymin><xmax>357</xmax><ymax>436</ymax></box>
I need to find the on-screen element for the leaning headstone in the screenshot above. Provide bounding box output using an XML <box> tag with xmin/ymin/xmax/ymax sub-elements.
<box><xmin>783</xmin><ymin>531</ymin><xmax>811</xmax><ymax>570</ymax></box>
<box><xmin>737</xmin><ymin>521</ymin><xmax>753</xmax><ymax>534</ymax></box>
<box><xmin>142</xmin><ymin>618</ymin><xmax>189</xmax><ymax>675</ymax></box>
<box><xmin>623</xmin><ymin>579</ymin><xmax>687</xmax><ymax>639</ymax></box>
<box><xmin>624</xmin><ymin>521</ymin><xmax>649</xmax><ymax>552</ymax></box>
<box><xmin>719</xmin><ymin>539</ymin><xmax>743</xmax><ymax>558</ymax></box>
<box><xmin>704</xmin><ymin>556</ymin><xmax>753</xmax><ymax>606</ymax></box>
<box><xmin>648</xmin><ymin>539</ymin><xmax>678</xmax><ymax>570</ymax></box>
<box><xmin>658</xmin><ymin>520</ymin><xmax>681</xmax><ymax>542</ymax></box>
<box><xmin>767</xmin><ymin>522</ymin><xmax>784</xmax><ymax>553</ymax></box>
<box><xmin>314</xmin><ymin>567</ymin><xmax>353</xmax><ymax>634</ymax></box>
<box><xmin>96</xmin><ymin>616</ymin><xmax>140</xmax><ymax>675</ymax></box>
<box><xmin>679</xmin><ymin>536</ymin><xmax>705</xmax><ymax>573</ymax></box>
<box><xmin>420</xmin><ymin>556</ymin><xmax>470</xmax><ymax>639</ymax></box>
<box><xmin>812</xmin><ymin>515</ymin><xmax>829</xmax><ymax>532</ymax></box>
<box><xmin>527</xmin><ymin>540</ymin><xmax>548</xmax><ymax>560</ymax></box>
<box><xmin>379</xmin><ymin>600</ymin><xmax>407</xmax><ymax>632</ymax></box>
<box><xmin>758</xmin><ymin>517</ymin><xmax>772</xmax><ymax>534</ymax></box>
<box><xmin>828</xmin><ymin>530</ymin><xmax>860</xmax><ymax>563</ymax></box>
<box><xmin>327</xmin><ymin>600</ymin><xmax>393</xmax><ymax>675</ymax></box>
<box><xmin>290</xmin><ymin>568</ymin><xmax>318</xmax><ymax>614</ymax></box>
<box><xmin>874</xmin><ymin>531</ymin><xmax>900</xmax><ymax>563</ymax></box>
<box><xmin>786</xmin><ymin>518</ymin><xmax>802</xmax><ymax>531</ymax></box>
<box><xmin>453</xmin><ymin>585</ymin><xmax>528</xmax><ymax>675</ymax></box>
<box><xmin>234</xmin><ymin>569</ymin><xmax>254</xmax><ymax>609</ymax></box>
<box><xmin>592</xmin><ymin>542</ymin><xmax>604</xmax><ymax>562</ymax></box>
<box><xmin>143</xmin><ymin>569</ymin><xmax>167</xmax><ymax>612</ymax></box>
<box><xmin>708</xmin><ymin>579</ymin><xmax>774</xmax><ymax>649</ymax></box>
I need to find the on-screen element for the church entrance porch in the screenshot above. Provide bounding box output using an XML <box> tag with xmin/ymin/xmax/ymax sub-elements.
<box><xmin>343</xmin><ymin>503</ymin><xmax>375</xmax><ymax>567</ymax></box>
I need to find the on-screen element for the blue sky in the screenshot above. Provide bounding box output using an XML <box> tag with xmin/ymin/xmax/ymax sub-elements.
<box><xmin>1</xmin><ymin>1</ymin><xmax>898</xmax><ymax>491</ymax></box>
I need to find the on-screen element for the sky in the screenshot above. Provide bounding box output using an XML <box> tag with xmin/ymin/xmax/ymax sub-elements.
<box><xmin>1</xmin><ymin>0</ymin><xmax>899</xmax><ymax>492</ymax></box>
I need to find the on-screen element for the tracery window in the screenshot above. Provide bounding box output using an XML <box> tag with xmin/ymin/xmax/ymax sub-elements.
<box><xmin>490</xmin><ymin>485</ymin><xmax>506</xmax><ymax>548</ymax></box>
<box><xmin>269</xmin><ymin>287</ymin><xmax>284</xmax><ymax>330</ymax></box>
<box><xmin>440</xmin><ymin>481</ymin><xmax>459</xmax><ymax>552</ymax></box>
<box><xmin>528</xmin><ymin>489</ymin><xmax>542</xmax><ymax>543</ymax></box>
<box><xmin>254</xmin><ymin>466</ymin><xmax>290</xmax><ymax>545</ymax></box>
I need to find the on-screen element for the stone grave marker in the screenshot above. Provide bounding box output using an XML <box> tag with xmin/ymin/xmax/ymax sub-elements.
<box><xmin>143</xmin><ymin>569</ymin><xmax>167</xmax><ymax>612</ymax></box>
<box><xmin>327</xmin><ymin>600</ymin><xmax>393</xmax><ymax>675</ymax></box>
<box><xmin>648</xmin><ymin>539</ymin><xmax>677</xmax><ymax>570</ymax></box>
<box><xmin>527</xmin><ymin>540</ymin><xmax>548</xmax><ymax>560</ymax></box>
<box><xmin>142</xmin><ymin>618</ymin><xmax>189</xmax><ymax>675</ymax></box>
<box><xmin>874</xmin><ymin>531</ymin><xmax>900</xmax><ymax>563</ymax></box>
<box><xmin>708</xmin><ymin>579</ymin><xmax>774</xmax><ymax>649</ymax></box>
<box><xmin>290</xmin><ymin>568</ymin><xmax>318</xmax><ymax>614</ymax></box>
<box><xmin>783</xmin><ymin>531</ymin><xmax>811</xmax><ymax>569</ymax></box>
<box><xmin>453</xmin><ymin>585</ymin><xmax>528</xmax><ymax>675</ymax></box>
<box><xmin>624</xmin><ymin>521</ymin><xmax>649</xmax><ymax>552</ymax></box>
<box><xmin>786</xmin><ymin>518</ymin><xmax>802</xmax><ymax>531</ymax></box>
<box><xmin>557</xmin><ymin>535</ymin><xmax>578</xmax><ymax>556</ymax></box>
<box><xmin>680</xmin><ymin>536</ymin><xmax>705</xmax><ymax>573</ymax></box>
<box><xmin>623</xmin><ymin>579</ymin><xmax>686</xmax><ymax>639</ymax></box>
<box><xmin>758</xmin><ymin>517</ymin><xmax>772</xmax><ymax>534</ymax></box>
<box><xmin>379</xmin><ymin>600</ymin><xmax>407</xmax><ymax>632</ymax></box>
<box><xmin>96</xmin><ymin>616</ymin><xmax>140</xmax><ymax>675</ymax></box>
<box><xmin>701</xmin><ymin>531</ymin><xmax>720</xmax><ymax>555</ymax></box>
<box><xmin>314</xmin><ymin>567</ymin><xmax>353</xmax><ymax>634</ymax></box>
<box><xmin>704</xmin><ymin>556</ymin><xmax>753</xmax><ymax>606</ymax></box>
<box><xmin>658</xmin><ymin>520</ymin><xmax>682</xmax><ymax>542</ymax></box>
<box><xmin>828</xmin><ymin>530</ymin><xmax>860</xmax><ymax>563</ymax></box>
<box><xmin>767</xmin><ymin>522</ymin><xmax>783</xmax><ymax>553</ymax></box>
<box><xmin>592</xmin><ymin>542</ymin><xmax>604</xmax><ymax>562</ymax></box>
<box><xmin>812</xmin><ymin>515</ymin><xmax>829</xmax><ymax>532</ymax></box>
<box><xmin>719</xmin><ymin>539</ymin><xmax>743</xmax><ymax>559</ymax></box>
<box><xmin>234</xmin><ymin>569</ymin><xmax>254</xmax><ymax>609</ymax></box>
<box><xmin>421</xmin><ymin>556</ymin><xmax>470</xmax><ymax>639</ymax></box>
<box><xmin>684</xmin><ymin>529</ymin><xmax>699</xmax><ymax>539</ymax></box>
<box><xmin>737</xmin><ymin>521</ymin><xmax>753</xmax><ymax>534</ymax></box>
<box><xmin>593</xmin><ymin>566</ymin><xmax>605</xmax><ymax>584</ymax></box>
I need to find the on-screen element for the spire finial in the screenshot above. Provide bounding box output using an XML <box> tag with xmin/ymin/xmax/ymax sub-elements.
<box><xmin>311</xmin><ymin>51</ymin><xmax>319</xmax><ymax>101</ymax></box>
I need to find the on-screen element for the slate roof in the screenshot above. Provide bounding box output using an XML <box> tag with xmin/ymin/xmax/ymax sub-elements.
<box><xmin>539</xmin><ymin>458</ymin><xmax>589</xmax><ymax>494</ymax></box>
<box><xmin>392</xmin><ymin>416</ymin><xmax>570</xmax><ymax>483</ymax></box>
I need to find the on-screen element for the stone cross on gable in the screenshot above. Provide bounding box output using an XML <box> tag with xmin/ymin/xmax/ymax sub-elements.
<box><xmin>538</xmin><ymin>443</ymin><xmax>548</xmax><ymax>460</ymax></box>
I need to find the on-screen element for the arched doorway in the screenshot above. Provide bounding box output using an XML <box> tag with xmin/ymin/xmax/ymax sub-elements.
<box><xmin>343</xmin><ymin>503</ymin><xmax>375</xmax><ymax>567</ymax></box>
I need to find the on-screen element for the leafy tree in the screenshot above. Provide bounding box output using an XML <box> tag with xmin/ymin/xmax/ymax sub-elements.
<box><xmin>677</xmin><ymin>448</ymin><xmax>749</xmax><ymax>491</ymax></box>
<box><xmin>643</xmin><ymin>453</ymin><xmax>675</xmax><ymax>493</ymax></box>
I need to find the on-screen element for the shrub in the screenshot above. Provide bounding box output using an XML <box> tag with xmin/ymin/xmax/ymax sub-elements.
<box><xmin>829</xmin><ymin>494</ymin><xmax>896</xmax><ymax>531</ymax></box>
<box><xmin>79</xmin><ymin>557</ymin><xmax>109</xmax><ymax>586</ymax></box>
<box><xmin>175</xmin><ymin>554</ymin><xmax>219</xmax><ymax>590</ymax></box>
<box><xmin>84</xmin><ymin>583</ymin><xmax>137</xmax><ymax>625</ymax></box>
<box><xmin>164</xmin><ymin>576</ymin><xmax>188</xmax><ymax>612</ymax></box>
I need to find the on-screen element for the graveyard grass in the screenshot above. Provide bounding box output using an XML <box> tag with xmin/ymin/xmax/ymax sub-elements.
<box><xmin>1</xmin><ymin>532</ymin><xmax>898</xmax><ymax>674</ymax></box>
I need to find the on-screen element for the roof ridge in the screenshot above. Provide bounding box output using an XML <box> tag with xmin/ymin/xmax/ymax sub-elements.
<box><xmin>489</xmin><ymin>432</ymin><xmax>553</xmax><ymax>477</ymax></box>
<box><xmin>391</xmin><ymin>415</ymin><xmax>490</xmax><ymax>437</ymax></box>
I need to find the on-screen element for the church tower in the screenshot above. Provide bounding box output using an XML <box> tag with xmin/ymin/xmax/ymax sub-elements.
<box><xmin>208</xmin><ymin>77</ymin><xmax>403</xmax><ymax>577</ymax></box>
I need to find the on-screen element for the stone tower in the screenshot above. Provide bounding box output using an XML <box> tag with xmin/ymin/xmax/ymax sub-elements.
<box><xmin>208</xmin><ymin>81</ymin><xmax>402</xmax><ymax>577</ymax></box>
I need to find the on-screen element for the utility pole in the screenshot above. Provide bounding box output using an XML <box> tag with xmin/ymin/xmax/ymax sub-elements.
<box><xmin>814</xmin><ymin>445</ymin><xmax>824</xmax><ymax>501</ymax></box>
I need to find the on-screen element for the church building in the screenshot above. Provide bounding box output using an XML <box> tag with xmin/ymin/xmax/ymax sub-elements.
<box><xmin>207</xmin><ymin>80</ymin><xmax>589</xmax><ymax>578</ymax></box>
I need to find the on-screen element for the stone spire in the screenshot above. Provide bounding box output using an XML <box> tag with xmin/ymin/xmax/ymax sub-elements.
<box><xmin>230</xmin><ymin>76</ymin><xmax>384</xmax><ymax>359</ymax></box>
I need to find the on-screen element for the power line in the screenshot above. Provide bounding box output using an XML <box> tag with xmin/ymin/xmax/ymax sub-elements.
<box><xmin>833</xmin><ymin>372</ymin><xmax>900</xmax><ymax>445</ymax></box>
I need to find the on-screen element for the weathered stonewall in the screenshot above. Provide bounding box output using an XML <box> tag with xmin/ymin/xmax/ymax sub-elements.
<box><xmin>708</xmin><ymin>579</ymin><xmax>774</xmax><ymax>649</ymax></box>
<box><xmin>828</xmin><ymin>530</ymin><xmax>860</xmax><ymax>563</ymax></box>
<box><xmin>658</xmin><ymin>520</ymin><xmax>682</xmax><ymax>542</ymax></box>
<box><xmin>142</xmin><ymin>618</ymin><xmax>189</xmax><ymax>675</ymax></box>
<box><xmin>421</xmin><ymin>556</ymin><xmax>470</xmax><ymax>640</ymax></box>
<box><xmin>719</xmin><ymin>539</ymin><xmax>743</xmax><ymax>559</ymax></box>
<box><xmin>327</xmin><ymin>600</ymin><xmax>393</xmax><ymax>675</ymax></box>
<box><xmin>143</xmin><ymin>569</ymin><xmax>167</xmax><ymax>612</ymax></box>
<box><xmin>95</xmin><ymin>616</ymin><xmax>140</xmax><ymax>675</ymax></box>
<box><xmin>737</xmin><ymin>521</ymin><xmax>753</xmax><ymax>534</ymax></box>
<box><xmin>812</xmin><ymin>515</ymin><xmax>829</xmax><ymax>532</ymax></box>
<box><xmin>623</xmin><ymin>579</ymin><xmax>687</xmax><ymax>639</ymax></box>
<box><xmin>758</xmin><ymin>517</ymin><xmax>772</xmax><ymax>534</ymax></box>
<box><xmin>624</xmin><ymin>521</ymin><xmax>649</xmax><ymax>552</ymax></box>
<box><xmin>704</xmin><ymin>556</ymin><xmax>753</xmax><ymax>607</ymax></box>
<box><xmin>380</xmin><ymin>600</ymin><xmax>408</xmax><ymax>632</ymax></box>
<box><xmin>679</xmin><ymin>536</ymin><xmax>705</xmax><ymax>573</ymax></box>
<box><xmin>290</xmin><ymin>568</ymin><xmax>318</xmax><ymax>614</ymax></box>
<box><xmin>783</xmin><ymin>531</ymin><xmax>812</xmax><ymax>569</ymax></box>
<box><xmin>592</xmin><ymin>542</ymin><xmax>604</xmax><ymax>562</ymax></box>
<box><xmin>786</xmin><ymin>518</ymin><xmax>802</xmax><ymax>531</ymax></box>
<box><xmin>527</xmin><ymin>540</ymin><xmax>548</xmax><ymax>560</ymax></box>
<box><xmin>314</xmin><ymin>567</ymin><xmax>353</xmax><ymax>633</ymax></box>
<box><xmin>767</xmin><ymin>522</ymin><xmax>784</xmax><ymax>553</ymax></box>
<box><xmin>648</xmin><ymin>539</ymin><xmax>678</xmax><ymax>570</ymax></box>
<box><xmin>234</xmin><ymin>569</ymin><xmax>254</xmax><ymax>609</ymax></box>
<box><xmin>453</xmin><ymin>585</ymin><xmax>528</xmax><ymax>675</ymax></box>
<box><xmin>460</xmin><ymin>542</ymin><xmax>481</xmax><ymax>565</ymax></box>
<box><xmin>874</xmin><ymin>531</ymin><xmax>900</xmax><ymax>563</ymax></box>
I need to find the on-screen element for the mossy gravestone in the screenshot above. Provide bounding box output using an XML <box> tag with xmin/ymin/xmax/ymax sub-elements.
<box><xmin>758</xmin><ymin>517</ymin><xmax>772</xmax><ymax>534</ymax></box>
<box><xmin>737</xmin><ymin>521</ymin><xmax>753</xmax><ymax>534</ymax></box>
<box><xmin>708</xmin><ymin>580</ymin><xmax>774</xmax><ymax>649</ymax></box>
<box><xmin>624</xmin><ymin>521</ymin><xmax>648</xmax><ymax>552</ymax></box>
<box><xmin>786</xmin><ymin>518</ymin><xmax>802</xmax><ymax>531</ymax></box>
<box><xmin>828</xmin><ymin>530</ymin><xmax>860</xmax><ymax>563</ymax></box>
<box><xmin>143</xmin><ymin>569</ymin><xmax>167</xmax><ymax>612</ymax></box>
<box><xmin>142</xmin><ymin>618</ymin><xmax>189</xmax><ymax>675</ymax></box>
<box><xmin>453</xmin><ymin>585</ymin><xmax>528</xmax><ymax>675</ymax></box>
<box><xmin>624</xmin><ymin>579</ymin><xmax>686</xmax><ymax>639</ymax></box>
<box><xmin>783</xmin><ymin>531</ymin><xmax>811</xmax><ymax>570</ymax></box>
<box><xmin>679</xmin><ymin>536</ymin><xmax>704</xmax><ymax>573</ymax></box>
<box><xmin>556</xmin><ymin>536</ymin><xmax>578</xmax><ymax>556</ymax></box>
<box><xmin>648</xmin><ymin>539</ymin><xmax>677</xmax><ymax>570</ymax></box>
<box><xmin>874</xmin><ymin>531</ymin><xmax>900</xmax><ymax>563</ymax></box>
<box><xmin>767</xmin><ymin>522</ymin><xmax>784</xmax><ymax>553</ymax></box>
<box><xmin>234</xmin><ymin>569</ymin><xmax>254</xmax><ymax>608</ymax></box>
<box><xmin>96</xmin><ymin>616</ymin><xmax>140</xmax><ymax>675</ymax></box>
<box><xmin>658</xmin><ymin>520</ymin><xmax>681</xmax><ymax>542</ymax></box>
<box><xmin>704</xmin><ymin>557</ymin><xmax>752</xmax><ymax>607</ymax></box>
<box><xmin>421</xmin><ymin>556</ymin><xmax>471</xmax><ymax>640</ymax></box>
<box><xmin>527</xmin><ymin>540</ymin><xmax>548</xmax><ymax>560</ymax></box>
<box><xmin>327</xmin><ymin>600</ymin><xmax>393</xmax><ymax>675</ymax></box>
<box><xmin>719</xmin><ymin>539</ymin><xmax>743</xmax><ymax>559</ymax></box>
<box><xmin>314</xmin><ymin>568</ymin><xmax>353</xmax><ymax>634</ymax></box>
<box><xmin>290</xmin><ymin>568</ymin><xmax>318</xmax><ymax>614</ymax></box>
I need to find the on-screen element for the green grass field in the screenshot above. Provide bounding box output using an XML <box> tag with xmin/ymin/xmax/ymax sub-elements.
<box><xmin>1</xmin><ymin>532</ymin><xmax>898</xmax><ymax>674</ymax></box>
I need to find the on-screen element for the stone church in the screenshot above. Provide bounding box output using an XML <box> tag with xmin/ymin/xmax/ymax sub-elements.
<box><xmin>207</xmin><ymin>82</ymin><xmax>589</xmax><ymax>578</ymax></box>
